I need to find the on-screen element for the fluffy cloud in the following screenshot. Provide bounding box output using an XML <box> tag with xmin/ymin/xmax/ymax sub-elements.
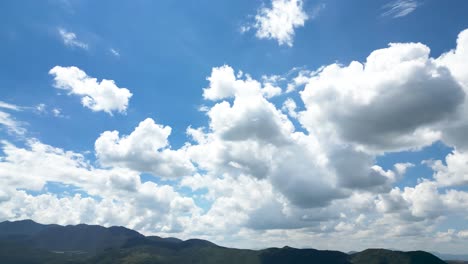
<box><xmin>4</xmin><ymin>27</ymin><xmax>468</xmax><ymax>253</ymax></box>
<box><xmin>95</xmin><ymin>118</ymin><xmax>194</xmax><ymax>178</ymax></box>
<box><xmin>377</xmin><ymin>180</ymin><xmax>468</xmax><ymax>220</ymax></box>
<box><xmin>252</xmin><ymin>0</ymin><xmax>308</xmax><ymax>47</ymax></box>
<box><xmin>0</xmin><ymin>139</ymin><xmax>136</xmax><ymax>194</ymax></box>
<box><xmin>181</xmin><ymin>29</ymin><xmax>468</xmax><ymax>246</ymax></box>
<box><xmin>428</xmin><ymin>150</ymin><xmax>468</xmax><ymax>187</ymax></box>
<box><xmin>58</xmin><ymin>28</ymin><xmax>88</xmax><ymax>49</ymax></box>
<box><xmin>436</xmin><ymin>29</ymin><xmax>468</xmax><ymax>150</ymax></box>
<box><xmin>0</xmin><ymin>139</ymin><xmax>199</xmax><ymax>234</ymax></box>
<box><xmin>49</xmin><ymin>66</ymin><xmax>132</xmax><ymax>114</ymax></box>
<box><xmin>190</xmin><ymin>65</ymin><xmax>398</xmax><ymax>208</ymax></box>
<box><xmin>299</xmin><ymin>42</ymin><xmax>464</xmax><ymax>153</ymax></box>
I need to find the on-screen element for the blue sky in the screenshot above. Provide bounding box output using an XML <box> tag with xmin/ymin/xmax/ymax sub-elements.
<box><xmin>1</xmin><ymin>0</ymin><xmax>468</xmax><ymax>254</ymax></box>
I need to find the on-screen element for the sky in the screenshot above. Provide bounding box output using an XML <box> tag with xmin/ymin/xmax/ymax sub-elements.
<box><xmin>1</xmin><ymin>0</ymin><xmax>468</xmax><ymax>255</ymax></box>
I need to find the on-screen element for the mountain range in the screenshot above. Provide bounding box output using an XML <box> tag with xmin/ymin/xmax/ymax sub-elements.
<box><xmin>0</xmin><ymin>220</ymin><xmax>453</xmax><ymax>264</ymax></box>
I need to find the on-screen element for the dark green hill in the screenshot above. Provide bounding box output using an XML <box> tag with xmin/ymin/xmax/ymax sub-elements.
<box><xmin>0</xmin><ymin>220</ymin><xmax>144</xmax><ymax>253</ymax></box>
<box><xmin>351</xmin><ymin>249</ymin><xmax>447</xmax><ymax>264</ymax></box>
<box><xmin>259</xmin><ymin>246</ymin><xmax>350</xmax><ymax>264</ymax></box>
<box><xmin>31</xmin><ymin>224</ymin><xmax>144</xmax><ymax>252</ymax></box>
<box><xmin>0</xmin><ymin>219</ymin><xmax>55</xmax><ymax>238</ymax></box>
<box><xmin>0</xmin><ymin>220</ymin><xmax>450</xmax><ymax>264</ymax></box>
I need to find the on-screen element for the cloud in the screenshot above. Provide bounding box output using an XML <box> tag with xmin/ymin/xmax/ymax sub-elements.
<box><xmin>377</xmin><ymin>180</ymin><xmax>468</xmax><ymax>220</ymax></box>
<box><xmin>95</xmin><ymin>118</ymin><xmax>194</xmax><ymax>178</ymax></box>
<box><xmin>203</xmin><ymin>65</ymin><xmax>283</xmax><ymax>101</ymax></box>
<box><xmin>189</xmin><ymin>65</ymin><xmax>398</xmax><ymax>208</ymax></box>
<box><xmin>0</xmin><ymin>101</ymin><xmax>22</xmax><ymax>111</ymax></box>
<box><xmin>251</xmin><ymin>0</ymin><xmax>309</xmax><ymax>47</ymax></box>
<box><xmin>310</xmin><ymin>3</ymin><xmax>326</xmax><ymax>20</ymax></box>
<box><xmin>4</xmin><ymin>27</ymin><xmax>468</xmax><ymax>253</ymax></box>
<box><xmin>110</xmin><ymin>48</ymin><xmax>120</xmax><ymax>57</ymax></box>
<box><xmin>180</xmin><ymin>28</ymin><xmax>468</xmax><ymax>243</ymax></box>
<box><xmin>52</xmin><ymin>108</ymin><xmax>63</xmax><ymax>117</ymax></box>
<box><xmin>58</xmin><ymin>28</ymin><xmax>88</xmax><ymax>49</ymax></box>
<box><xmin>0</xmin><ymin>102</ymin><xmax>25</xmax><ymax>135</ymax></box>
<box><xmin>281</xmin><ymin>98</ymin><xmax>298</xmax><ymax>118</ymax></box>
<box><xmin>382</xmin><ymin>0</ymin><xmax>419</xmax><ymax>18</ymax></box>
<box><xmin>436</xmin><ymin>29</ymin><xmax>468</xmax><ymax>150</ymax></box>
<box><xmin>299</xmin><ymin>42</ymin><xmax>464</xmax><ymax>153</ymax></box>
<box><xmin>0</xmin><ymin>111</ymin><xmax>25</xmax><ymax>135</ymax></box>
<box><xmin>0</xmin><ymin>139</ymin><xmax>199</xmax><ymax>233</ymax></box>
<box><xmin>49</xmin><ymin>66</ymin><xmax>132</xmax><ymax>114</ymax></box>
<box><xmin>428</xmin><ymin>150</ymin><xmax>468</xmax><ymax>187</ymax></box>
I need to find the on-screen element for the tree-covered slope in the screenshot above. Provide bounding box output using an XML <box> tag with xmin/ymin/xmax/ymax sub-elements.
<box><xmin>0</xmin><ymin>220</ymin><xmax>451</xmax><ymax>264</ymax></box>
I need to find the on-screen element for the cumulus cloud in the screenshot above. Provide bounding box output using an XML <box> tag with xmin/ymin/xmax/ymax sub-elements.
<box><xmin>203</xmin><ymin>65</ymin><xmax>285</xmax><ymax>101</ymax></box>
<box><xmin>428</xmin><ymin>150</ymin><xmax>468</xmax><ymax>187</ymax></box>
<box><xmin>281</xmin><ymin>98</ymin><xmax>298</xmax><ymax>118</ymax></box>
<box><xmin>251</xmin><ymin>0</ymin><xmax>308</xmax><ymax>47</ymax></box>
<box><xmin>0</xmin><ymin>139</ymin><xmax>199</xmax><ymax>234</ymax></box>
<box><xmin>377</xmin><ymin>180</ymin><xmax>468</xmax><ymax>220</ymax></box>
<box><xmin>4</xmin><ymin>27</ymin><xmax>468</xmax><ymax>253</ymax></box>
<box><xmin>58</xmin><ymin>28</ymin><xmax>88</xmax><ymax>49</ymax></box>
<box><xmin>49</xmin><ymin>66</ymin><xmax>132</xmax><ymax>114</ymax></box>
<box><xmin>190</xmin><ymin>65</ymin><xmax>399</xmax><ymax>208</ymax></box>
<box><xmin>299</xmin><ymin>42</ymin><xmax>464</xmax><ymax>153</ymax></box>
<box><xmin>382</xmin><ymin>0</ymin><xmax>419</xmax><ymax>18</ymax></box>
<box><xmin>436</xmin><ymin>29</ymin><xmax>468</xmax><ymax>150</ymax></box>
<box><xmin>95</xmin><ymin>118</ymin><xmax>194</xmax><ymax>178</ymax></box>
<box><xmin>182</xmin><ymin>28</ymin><xmax>468</xmax><ymax>244</ymax></box>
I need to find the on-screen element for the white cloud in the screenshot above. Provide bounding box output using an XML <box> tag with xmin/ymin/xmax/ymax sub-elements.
<box><xmin>382</xmin><ymin>0</ymin><xmax>419</xmax><ymax>18</ymax></box>
<box><xmin>436</xmin><ymin>29</ymin><xmax>468</xmax><ymax>151</ymax></box>
<box><xmin>0</xmin><ymin>101</ymin><xmax>22</xmax><ymax>111</ymax></box>
<box><xmin>110</xmin><ymin>48</ymin><xmax>120</xmax><ymax>57</ymax></box>
<box><xmin>252</xmin><ymin>0</ymin><xmax>308</xmax><ymax>47</ymax></box>
<box><xmin>286</xmin><ymin>69</ymin><xmax>314</xmax><ymax>93</ymax></box>
<box><xmin>52</xmin><ymin>108</ymin><xmax>63</xmax><ymax>117</ymax></box>
<box><xmin>49</xmin><ymin>66</ymin><xmax>132</xmax><ymax>114</ymax></box>
<box><xmin>377</xmin><ymin>180</ymin><xmax>468</xmax><ymax>220</ymax></box>
<box><xmin>0</xmin><ymin>111</ymin><xmax>25</xmax><ymax>135</ymax></box>
<box><xmin>0</xmin><ymin>102</ymin><xmax>25</xmax><ymax>135</ymax></box>
<box><xmin>58</xmin><ymin>28</ymin><xmax>88</xmax><ymax>49</ymax></box>
<box><xmin>95</xmin><ymin>118</ymin><xmax>194</xmax><ymax>178</ymax></box>
<box><xmin>281</xmin><ymin>98</ymin><xmax>298</xmax><ymax>118</ymax></box>
<box><xmin>428</xmin><ymin>150</ymin><xmax>468</xmax><ymax>187</ymax></box>
<box><xmin>4</xmin><ymin>28</ymin><xmax>468</xmax><ymax>254</ymax></box>
<box><xmin>35</xmin><ymin>103</ymin><xmax>47</xmax><ymax>114</ymax></box>
<box><xmin>261</xmin><ymin>83</ymin><xmax>282</xmax><ymax>98</ymax></box>
<box><xmin>190</xmin><ymin>65</ymin><xmax>399</xmax><ymax>208</ymax></box>
<box><xmin>299</xmin><ymin>42</ymin><xmax>464</xmax><ymax>153</ymax></box>
<box><xmin>203</xmin><ymin>65</ymin><xmax>239</xmax><ymax>100</ymax></box>
<box><xmin>0</xmin><ymin>139</ymin><xmax>200</xmax><ymax>234</ymax></box>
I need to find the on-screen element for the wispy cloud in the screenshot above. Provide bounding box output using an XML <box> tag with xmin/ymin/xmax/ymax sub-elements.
<box><xmin>310</xmin><ymin>3</ymin><xmax>326</xmax><ymax>20</ymax></box>
<box><xmin>0</xmin><ymin>101</ymin><xmax>25</xmax><ymax>135</ymax></box>
<box><xmin>382</xmin><ymin>0</ymin><xmax>419</xmax><ymax>18</ymax></box>
<box><xmin>0</xmin><ymin>101</ymin><xmax>22</xmax><ymax>111</ymax></box>
<box><xmin>110</xmin><ymin>48</ymin><xmax>120</xmax><ymax>57</ymax></box>
<box><xmin>58</xmin><ymin>28</ymin><xmax>88</xmax><ymax>49</ymax></box>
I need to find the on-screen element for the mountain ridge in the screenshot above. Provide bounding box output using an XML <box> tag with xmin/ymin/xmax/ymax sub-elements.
<box><xmin>0</xmin><ymin>220</ymin><xmax>452</xmax><ymax>264</ymax></box>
